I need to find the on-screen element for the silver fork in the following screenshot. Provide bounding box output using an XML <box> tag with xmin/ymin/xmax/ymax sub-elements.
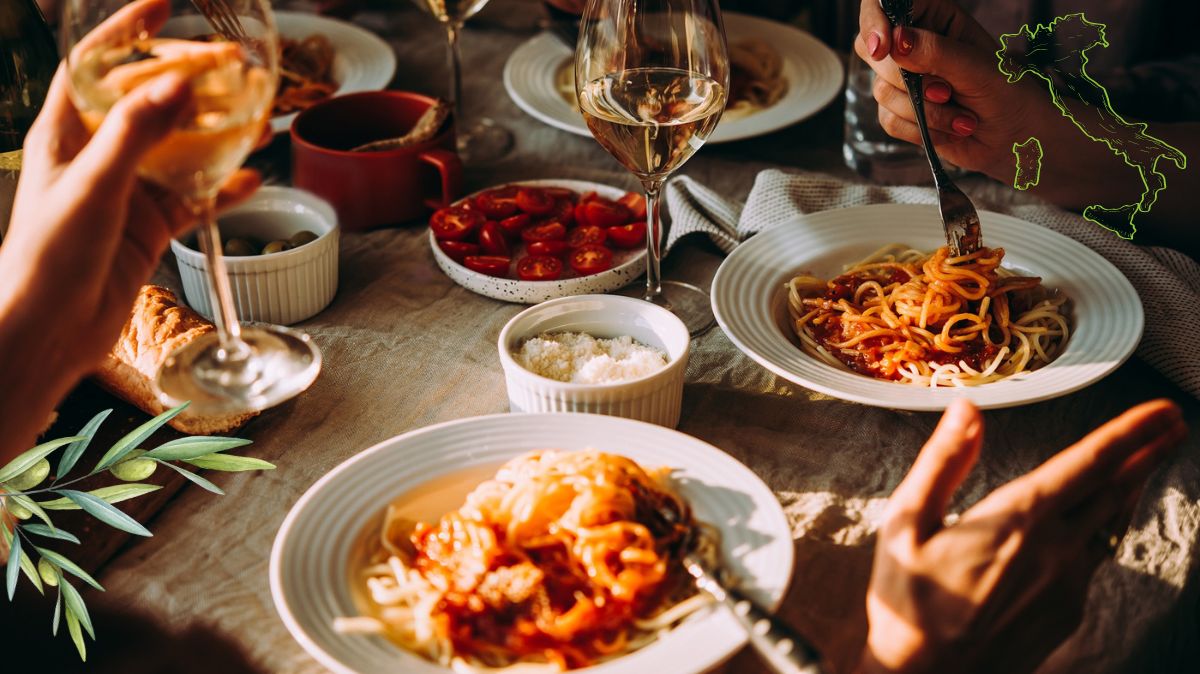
<box><xmin>658</xmin><ymin>503</ymin><xmax>830</xmax><ymax>674</ymax></box>
<box><xmin>878</xmin><ymin>0</ymin><xmax>982</xmax><ymax>256</ymax></box>
<box><xmin>191</xmin><ymin>0</ymin><xmax>248</xmax><ymax>41</ymax></box>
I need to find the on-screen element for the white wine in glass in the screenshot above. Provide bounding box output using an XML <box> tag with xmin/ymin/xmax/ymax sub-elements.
<box><xmin>576</xmin><ymin>0</ymin><xmax>729</xmax><ymax>334</ymax></box>
<box><xmin>63</xmin><ymin>0</ymin><xmax>321</xmax><ymax>415</ymax></box>
<box><xmin>412</xmin><ymin>0</ymin><xmax>512</xmax><ymax>163</ymax></box>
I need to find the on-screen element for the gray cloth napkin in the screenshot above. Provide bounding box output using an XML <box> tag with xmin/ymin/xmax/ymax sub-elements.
<box><xmin>665</xmin><ymin>168</ymin><xmax>1200</xmax><ymax>399</ymax></box>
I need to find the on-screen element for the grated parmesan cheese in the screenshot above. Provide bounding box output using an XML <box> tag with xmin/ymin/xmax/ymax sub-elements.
<box><xmin>514</xmin><ymin>332</ymin><xmax>668</xmax><ymax>384</ymax></box>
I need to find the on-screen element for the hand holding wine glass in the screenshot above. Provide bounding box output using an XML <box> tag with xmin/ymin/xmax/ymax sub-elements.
<box><xmin>575</xmin><ymin>0</ymin><xmax>729</xmax><ymax>334</ymax></box>
<box><xmin>61</xmin><ymin>0</ymin><xmax>320</xmax><ymax>415</ymax></box>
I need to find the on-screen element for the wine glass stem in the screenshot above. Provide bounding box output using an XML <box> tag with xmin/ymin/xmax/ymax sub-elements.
<box><xmin>642</xmin><ymin>179</ymin><xmax>666</xmax><ymax>304</ymax></box>
<box><xmin>444</xmin><ymin>21</ymin><xmax>465</xmax><ymax>139</ymax></box>
<box><xmin>193</xmin><ymin>197</ymin><xmax>250</xmax><ymax>361</ymax></box>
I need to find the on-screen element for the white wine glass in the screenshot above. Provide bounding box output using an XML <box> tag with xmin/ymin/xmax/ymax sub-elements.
<box><xmin>62</xmin><ymin>0</ymin><xmax>321</xmax><ymax>415</ymax></box>
<box><xmin>576</xmin><ymin>0</ymin><xmax>728</xmax><ymax>334</ymax></box>
<box><xmin>414</xmin><ymin>0</ymin><xmax>513</xmax><ymax>163</ymax></box>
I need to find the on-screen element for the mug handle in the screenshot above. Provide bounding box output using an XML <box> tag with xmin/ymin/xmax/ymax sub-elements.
<box><xmin>419</xmin><ymin>149</ymin><xmax>462</xmax><ymax>210</ymax></box>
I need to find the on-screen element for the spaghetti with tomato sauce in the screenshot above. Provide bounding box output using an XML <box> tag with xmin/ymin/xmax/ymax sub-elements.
<box><xmin>786</xmin><ymin>244</ymin><xmax>1070</xmax><ymax>387</ymax></box>
<box><xmin>334</xmin><ymin>451</ymin><xmax>716</xmax><ymax>671</ymax></box>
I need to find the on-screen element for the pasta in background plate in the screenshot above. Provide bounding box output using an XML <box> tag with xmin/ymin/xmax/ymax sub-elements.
<box><xmin>786</xmin><ymin>244</ymin><xmax>1070</xmax><ymax>387</ymax></box>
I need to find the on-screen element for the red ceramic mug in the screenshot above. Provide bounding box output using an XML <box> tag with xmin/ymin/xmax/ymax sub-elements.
<box><xmin>291</xmin><ymin>91</ymin><xmax>462</xmax><ymax>231</ymax></box>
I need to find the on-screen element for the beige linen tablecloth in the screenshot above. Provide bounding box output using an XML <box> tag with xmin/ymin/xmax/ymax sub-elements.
<box><xmin>90</xmin><ymin>2</ymin><xmax>1200</xmax><ymax>673</ymax></box>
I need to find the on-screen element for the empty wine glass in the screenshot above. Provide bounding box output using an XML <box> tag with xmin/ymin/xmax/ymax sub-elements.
<box><xmin>62</xmin><ymin>0</ymin><xmax>321</xmax><ymax>415</ymax></box>
<box><xmin>414</xmin><ymin>0</ymin><xmax>513</xmax><ymax>163</ymax></box>
<box><xmin>576</xmin><ymin>0</ymin><xmax>729</xmax><ymax>334</ymax></box>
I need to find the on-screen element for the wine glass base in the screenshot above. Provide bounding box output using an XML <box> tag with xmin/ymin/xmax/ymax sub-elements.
<box><xmin>156</xmin><ymin>325</ymin><xmax>322</xmax><ymax>417</ymax></box>
<box><xmin>456</xmin><ymin>118</ymin><xmax>513</xmax><ymax>163</ymax></box>
<box><xmin>621</xmin><ymin>280</ymin><xmax>715</xmax><ymax>336</ymax></box>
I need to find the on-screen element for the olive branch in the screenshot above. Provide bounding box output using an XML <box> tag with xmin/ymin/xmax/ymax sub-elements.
<box><xmin>0</xmin><ymin>402</ymin><xmax>273</xmax><ymax>660</ymax></box>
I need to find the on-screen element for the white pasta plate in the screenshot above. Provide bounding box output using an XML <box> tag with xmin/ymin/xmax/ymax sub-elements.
<box><xmin>429</xmin><ymin>179</ymin><xmax>647</xmax><ymax>303</ymax></box>
<box><xmin>271</xmin><ymin>11</ymin><xmax>397</xmax><ymax>134</ymax></box>
<box><xmin>711</xmin><ymin>204</ymin><xmax>1144</xmax><ymax>411</ymax></box>
<box><xmin>503</xmin><ymin>12</ymin><xmax>843</xmax><ymax>144</ymax></box>
<box><xmin>270</xmin><ymin>413</ymin><xmax>793</xmax><ymax>674</ymax></box>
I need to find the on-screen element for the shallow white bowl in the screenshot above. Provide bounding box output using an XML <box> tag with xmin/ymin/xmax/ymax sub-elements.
<box><xmin>270</xmin><ymin>413</ymin><xmax>794</xmax><ymax>674</ymax></box>
<box><xmin>171</xmin><ymin>187</ymin><xmax>339</xmax><ymax>325</ymax></box>
<box><xmin>498</xmin><ymin>295</ymin><xmax>690</xmax><ymax>428</ymax></box>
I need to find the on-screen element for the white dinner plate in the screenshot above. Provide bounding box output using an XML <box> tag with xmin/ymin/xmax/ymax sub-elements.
<box><xmin>503</xmin><ymin>12</ymin><xmax>843</xmax><ymax>144</ymax></box>
<box><xmin>428</xmin><ymin>179</ymin><xmax>647</xmax><ymax>303</ymax></box>
<box><xmin>711</xmin><ymin>204</ymin><xmax>1144</xmax><ymax>411</ymax></box>
<box><xmin>270</xmin><ymin>413</ymin><xmax>794</xmax><ymax>674</ymax></box>
<box><xmin>272</xmin><ymin>11</ymin><xmax>397</xmax><ymax>134</ymax></box>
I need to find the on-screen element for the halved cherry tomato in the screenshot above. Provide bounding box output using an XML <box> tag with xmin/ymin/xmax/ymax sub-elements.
<box><xmin>569</xmin><ymin>244</ymin><xmax>613</xmax><ymax>275</ymax></box>
<box><xmin>498</xmin><ymin>213</ymin><xmax>531</xmax><ymax>237</ymax></box>
<box><xmin>521</xmin><ymin>220</ymin><xmax>567</xmax><ymax>243</ymax></box>
<box><xmin>581</xmin><ymin>198</ymin><xmax>631</xmax><ymax>228</ymax></box>
<box><xmin>479</xmin><ymin>221</ymin><xmax>510</xmax><ymax>256</ymax></box>
<box><xmin>473</xmin><ymin>186</ymin><xmax>520</xmax><ymax>218</ymax></box>
<box><xmin>617</xmin><ymin>192</ymin><xmax>647</xmax><ymax>220</ymax></box>
<box><xmin>567</xmin><ymin>225</ymin><xmax>607</xmax><ymax>248</ymax></box>
<box><xmin>606</xmin><ymin>221</ymin><xmax>646</xmax><ymax>248</ymax></box>
<box><xmin>463</xmin><ymin>255</ymin><xmax>511</xmax><ymax>277</ymax></box>
<box><xmin>541</xmin><ymin>186</ymin><xmax>577</xmax><ymax>200</ymax></box>
<box><xmin>528</xmin><ymin>240</ymin><xmax>569</xmax><ymax>256</ymax></box>
<box><xmin>438</xmin><ymin>239</ymin><xmax>480</xmax><ymax>263</ymax></box>
<box><xmin>517</xmin><ymin>255</ymin><xmax>564</xmax><ymax>281</ymax></box>
<box><xmin>430</xmin><ymin>206</ymin><xmax>484</xmax><ymax>241</ymax></box>
<box><xmin>515</xmin><ymin>187</ymin><xmax>556</xmax><ymax>215</ymax></box>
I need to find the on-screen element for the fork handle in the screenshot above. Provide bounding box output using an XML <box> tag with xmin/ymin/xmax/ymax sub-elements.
<box><xmin>691</xmin><ymin>570</ymin><xmax>829</xmax><ymax>674</ymax></box>
<box><xmin>898</xmin><ymin>68</ymin><xmax>953</xmax><ymax>190</ymax></box>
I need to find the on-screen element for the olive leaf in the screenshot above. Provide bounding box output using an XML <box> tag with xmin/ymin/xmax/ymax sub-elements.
<box><xmin>50</xmin><ymin>490</ymin><xmax>152</xmax><ymax>537</ymax></box>
<box><xmin>39</xmin><ymin>484</ymin><xmax>161</xmax><ymax>511</ymax></box>
<box><xmin>5</xmin><ymin>532</ymin><xmax>21</xmax><ymax>600</ymax></box>
<box><xmin>10</xmin><ymin>493</ymin><xmax>54</xmax><ymax>529</ymax></box>
<box><xmin>3</xmin><ymin>525</ymin><xmax>43</xmax><ymax>594</ymax></box>
<box><xmin>185</xmin><ymin>453</ymin><xmax>275</xmax><ymax>472</ymax></box>
<box><xmin>36</xmin><ymin>548</ymin><xmax>103</xmax><ymax>592</ymax></box>
<box><xmin>0</xmin><ymin>436</ymin><xmax>84</xmax><ymax>483</ymax></box>
<box><xmin>52</xmin><ymin>585</ymin><xmax>62</xmax><ymax>636</ymax></box>
<box><xmin>20</xmin><ymin>523</ymin><xmax>79</xmax><ymax>544</ymax></box>
<box><xmin>93</xmin><ymin>403</ymin><xmax>189</xmax><ymax>473</ymax></box>
<box><xmin>61</xmin><ymin>578</ymin><xmax>93</xmax><ymax>639</ymax></box>
<box><xmin>157</xmin><ymin>460</ymin><xmax>224</xmax><ymax>495</ymax></box>
<box><xmin>65</xmin><ymin>602</ymin><xmax>86</xmax><ymax>661</ymax></box>
<box><xmin>58</xmin><ymin>409</ymin><xmax>113</xmax><ymax>478</ymax></box>
<box><xmin>143</xmin><ymin>436</ymin><xmax>252</xmax><ymax>461</ymax></box>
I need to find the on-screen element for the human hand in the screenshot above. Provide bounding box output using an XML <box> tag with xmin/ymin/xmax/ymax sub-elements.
<box><xmin>853</xmin><ymin>0</ymin><xmax>1058</xmax><ymax>183</ymax></box>
<box><xmin>857</xmin><ymin>399</ymin><xmax>1186</xmax><ymax>674</ymax></box>
<box><xmin>0</xmin><ymin>0</ymin><xmax>261</xmax><ymax>382</ymax></box>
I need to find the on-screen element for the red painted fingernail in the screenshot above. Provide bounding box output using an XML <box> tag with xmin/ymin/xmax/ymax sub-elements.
<box><xmin>926</xmin><ymin>82</ymin><xmax>951</xmax><ymax>103</ymax></box>
<box><xmin>896</xmin><ymin>27</ymin><xmax>914</xmax><ymax>55</ymax></box>
<box><xmin>867</xmin><ymin>31</ymin><xmax>881</xmax><ymax>59</ymax></box>
<box><xmin>952</xmin><ymin>115</ymin><xmax>977</xmax><ymax>135</ymax></box>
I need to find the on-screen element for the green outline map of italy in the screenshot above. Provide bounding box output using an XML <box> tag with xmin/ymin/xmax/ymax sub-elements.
<box><xmin>996</xmin><ymin>13</ymin><xmax>1187</xmax><ymax>239</ymax></box>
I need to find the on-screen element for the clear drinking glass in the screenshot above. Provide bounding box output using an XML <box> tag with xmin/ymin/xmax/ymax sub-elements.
<box><xmin>576</xmin><ymin>0</ymin><xmax>729</xmax><ymax>334</ymax></box>
<box><xmin>413</xmin><ymin>0</ymin><xmax>513</xmax><ymax>163</ymax></box>
<box><xmin>62</xmin><ymin>0</ymin><xmax>321</xmax><ymax>415</ymax></box>
<box><xmin>842</xmin><ymin>54</ymin><xmax>929</xmax><ymax>184</ymax></box>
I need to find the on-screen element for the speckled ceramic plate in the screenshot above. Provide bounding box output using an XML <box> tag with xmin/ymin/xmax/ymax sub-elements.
<box><xmin>428</xmin><ymin>179</ymin><xmax>647</xmax><ymax>304</ymax></box>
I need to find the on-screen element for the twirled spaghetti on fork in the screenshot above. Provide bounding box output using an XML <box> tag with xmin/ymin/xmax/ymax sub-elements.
<box><xmin>786</xmin><ymin>244</ymin><xmax>1070</xmax><ymax>387</ymax></box>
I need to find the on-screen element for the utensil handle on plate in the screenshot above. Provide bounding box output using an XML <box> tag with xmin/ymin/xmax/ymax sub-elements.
<box><xmin>689</xmin><ymin>561</ymin><xmax>829</xmax><ymax>674</ymax></box>
<box><xmin>419</xmin><ymin>148</ymin><xmax>462</xmax><ymax>210</ymax></box>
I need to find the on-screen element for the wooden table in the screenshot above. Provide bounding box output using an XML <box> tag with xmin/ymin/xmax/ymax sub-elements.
<box><xmin>40</xmin><ymin>2</ymin><xmax>1199</xmax><ymax>672</ymax></box>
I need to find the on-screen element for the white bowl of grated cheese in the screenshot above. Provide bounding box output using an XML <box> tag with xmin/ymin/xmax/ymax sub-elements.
<box><xmin>498</xmin><ymin>295</ymin><xmax>690</xmax><ymax>428</ymax></box>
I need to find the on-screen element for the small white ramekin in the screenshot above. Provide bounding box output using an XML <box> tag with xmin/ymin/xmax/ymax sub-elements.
<box><xmin>497</xmin><ymin>295</ymin><xmax>690</xmax><ymax>428</ymax></box>
<box><xmin>171</xmin><ymin>187</ymin><xmax>339</xmax><ymax>326</ymax></box>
